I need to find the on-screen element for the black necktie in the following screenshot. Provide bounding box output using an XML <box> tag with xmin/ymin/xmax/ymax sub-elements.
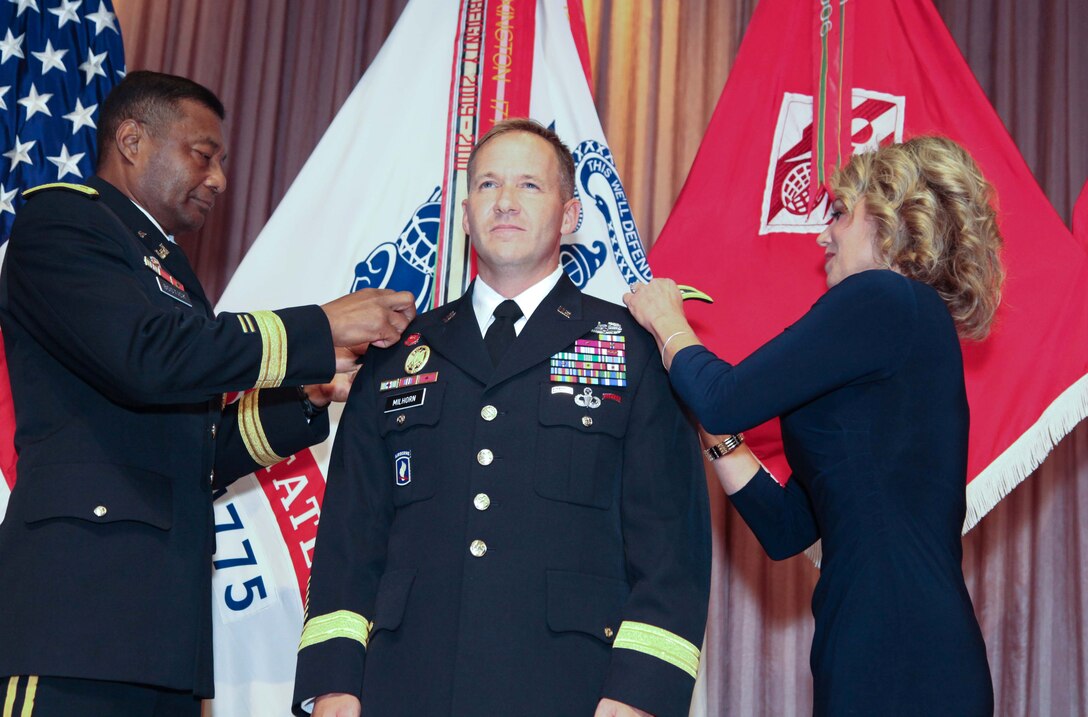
<box><xmin>484</xmin><ymin>299</ymin><xmax>523</xmax><ymax>366</ymax></box>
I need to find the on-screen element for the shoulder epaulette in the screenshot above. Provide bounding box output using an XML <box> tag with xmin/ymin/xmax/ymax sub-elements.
<box><xmin>22</xmin><ymin>182</ymin><xmax>99</xmax><ymax>199</ymax></box>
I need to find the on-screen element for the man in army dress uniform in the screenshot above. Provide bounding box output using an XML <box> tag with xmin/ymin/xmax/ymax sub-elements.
<box><xmin>0</xmin><ymin>71</ymin><xmax>415</xmax><ymax>716</ymax></box>
<box><xmin>294</xmin><ymin>119</ymin><xmax>710</xmax><ymax>717</ymax></box>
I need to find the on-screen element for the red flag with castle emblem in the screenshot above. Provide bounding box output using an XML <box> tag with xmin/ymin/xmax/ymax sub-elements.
<box><xmin>650</xmin><ymin>0</ymin><xmax>1088</xmax><ymax>532</ymax></box>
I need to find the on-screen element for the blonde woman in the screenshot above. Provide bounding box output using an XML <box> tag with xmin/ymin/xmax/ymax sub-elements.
<box><xmin>625</xmin><ymin>137</ymin><xmax>1001</xmax><ymax>716</ymax></box>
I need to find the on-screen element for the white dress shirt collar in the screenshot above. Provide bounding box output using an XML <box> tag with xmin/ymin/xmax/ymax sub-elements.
<box><xmin>129</xmin><ymin>199</ymin><xmax>175</xmax><ymax>244</ymax></box>
<box><xmin>472</xmin><ymin>265</ymin><xmax>564</xmax><ymax>337</ymax></box>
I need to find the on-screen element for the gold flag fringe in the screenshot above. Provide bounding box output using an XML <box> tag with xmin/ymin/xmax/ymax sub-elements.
<box><xmin>963</xmin><ymin>373</ymin><xmax>1088</xmax><ymax>533</ymax></box>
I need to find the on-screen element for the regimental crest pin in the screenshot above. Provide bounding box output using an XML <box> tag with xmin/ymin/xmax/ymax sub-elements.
<box><xmin>404</xmin><ymin>333</ymin><xmax>422</xmax><ymax>347</ymax></box>
<box><xmin>394</xmin><ymin>450</ymin><xmax>412</xmax><ymax>486</ymax></box>
<box><xmin>593</xmin><ymin>321</ymin><xmax>622</xmax><ymax>335</ymax></box>
<box><xmin>156</xmin><ymin>243</ymin><xmax>170</xmax><ymax>259</ymax></box>
<box><xmin>404</xmin><ymin>345</ymin><xmax>431</xmax><ymax>375</ymax></box>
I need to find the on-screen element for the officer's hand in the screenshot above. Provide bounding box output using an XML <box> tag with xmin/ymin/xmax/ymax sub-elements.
<box><xmin>312</xmin><ymin>692</ymin><xmax>361</xmax><ymax>717</ymax></box>
<box><xmin>594</xmin><ymin>698</ymin><xmax>653</xmax><ymax>717</ymax></box>
<box><xmin>334</xmin><ymin>345</ymin><xmax>368</xmax><ymax>374</ymax></box>
<box><xmin>303</xmin><ymin>369</ymin><xmax>357</xmax><ymax>408</ymax></box>
<box><xmin>321</xmin><ymin>288</ymin><xmax>417</xmax><ymax>350</ymax></box>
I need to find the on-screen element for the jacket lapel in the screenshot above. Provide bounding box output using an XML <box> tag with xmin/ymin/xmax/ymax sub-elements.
<box><xmin>88</xmin><ymin>176</ymin><xmax>212</xmax><ymax>315</ymax></box>
<box><xmin>488</xmin><ymin>274</ymin><xmax>596</xmax><ymax>388</ymax></box>
<box><xmin>419</xmin><ymin>289</ymin><xmax>494</xmax><ymax>387</ymax></box>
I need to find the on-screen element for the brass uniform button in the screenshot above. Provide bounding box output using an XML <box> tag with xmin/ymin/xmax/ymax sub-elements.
<box><xmin>93</xmin><ymin>505</ymin><xmax>108</xmax><ymax>517</ymax></box>
<box><xmin>582</xmin><ymin>416</ymin><xmax>593</xmax><ymax>427</ymax></box>
<box><xmin>396</xmin><ymin>414</ymin><xmax>406</xmax><ymax>425</ymax></box>
<box><xmin>603</xmin><ymin>626</ymin><xmax>614</xmax><ymax>639</ymax></box>
<box><xmin>480</xmin><ymin>405</ymin><xmax>498</xmax><ymax>421</ymax></box>
<box><xmin>473</xmin><ymin>493</ymin><xmax>491</xmax><ymax>511</ymax></box>
<box><xmin>210</xmin><ymin>423</ymin><xmax>217</xmax><ymax>439</ymax></box>
<box><xmin>469</xmin><ymin>539</ymin><xmax>488</xmax><ymax>557</ymax></box>
<box><xmin>209</xmin><ymin>470</ymin><xmax>216</xmax><ymax>486</ymax></box>
<box><xmin>477</xmin><ymin>449</ymin><xmax>494</xmax><ymax>466</ymax></box>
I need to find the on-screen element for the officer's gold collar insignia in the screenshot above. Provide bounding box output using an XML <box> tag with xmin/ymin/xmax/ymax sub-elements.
<box><xmin>557</xmin><ymin>305</ymin><xmax>572</xmax><ymax>318</ymax></box>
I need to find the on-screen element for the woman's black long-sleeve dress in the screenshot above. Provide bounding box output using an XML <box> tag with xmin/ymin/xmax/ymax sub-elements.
<box><xmin>670</xmin><ymin>269</ymin><xmax>993</xmax><ymax>716</ymax></box>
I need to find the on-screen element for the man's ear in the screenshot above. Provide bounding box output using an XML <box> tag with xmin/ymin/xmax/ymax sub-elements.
<box><xmin>114</xmin><ymin>118</ymin><xmax>144</xmax><ymax>165</ymax></box>
<box><xmin>559</xmin><ymin>197</ymin><xmax>581</xmax><ymax>236</ymax></box>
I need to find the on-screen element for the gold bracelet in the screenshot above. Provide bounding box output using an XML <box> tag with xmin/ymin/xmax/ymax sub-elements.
<box><xmin>703</xmin><ymin>434</ymin><xmax>744</xmax><ymax>461</ymax></box>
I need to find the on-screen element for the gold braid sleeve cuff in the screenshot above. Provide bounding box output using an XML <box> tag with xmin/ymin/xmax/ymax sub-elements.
<box><xmin>241</xmin><ymin>310</ymin><xmax>288</xmax><ymax>389</ymax></box>
<box><xmin>612</xmin><ymin>620</ymin><xmax>701</xmax><ymax>678</ymax></box>
<box><xmin>238</xmin><ymin>390</ymin><xmax>286</xmax><ymax>467</ymax></box>
<box><xmin>298</xmin><ymin>610</ymin><xmax>374</xmax><ymax>652</ymax></box>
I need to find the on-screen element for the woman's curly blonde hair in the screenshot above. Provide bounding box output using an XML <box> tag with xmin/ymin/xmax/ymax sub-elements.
<box><xmin>830</xmin><ymin>136</ymin><xmax>1004</xmax><ymax>340</ymax></box>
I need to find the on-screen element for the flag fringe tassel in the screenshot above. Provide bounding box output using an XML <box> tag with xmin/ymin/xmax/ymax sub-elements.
<box><xmin>802</xmin><ymin>372</ymin><xmax>1088</xmax><ymax>569</ymax></box>
<box><xmin>962</xmin><ymin>372</ymin><xmax>1088</xmax><ymax>533</ymax></box>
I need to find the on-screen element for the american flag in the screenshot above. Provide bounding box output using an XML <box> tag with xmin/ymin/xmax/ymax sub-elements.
<box><xmin>0</xmin><ymin>0</ymin><xmax>124</xmax><ymax>503</ymax></box>
<box><xmin>1</xmin><ymin>0</ymin><xmax>125</xmax><ymax>241</ymax></box>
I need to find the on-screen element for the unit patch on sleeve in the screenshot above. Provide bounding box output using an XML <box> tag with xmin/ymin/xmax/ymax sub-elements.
<box><xmin>394</xmin><ymin>450</ymin><xmax>412</xmax><ymax>486</ymax></box>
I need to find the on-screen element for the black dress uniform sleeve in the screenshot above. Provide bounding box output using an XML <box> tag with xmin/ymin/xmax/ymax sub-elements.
<box><xmin>214</xmin><ymin>386</ymin><xmax>331</xmax><ymax>487</ymax></box>
<box><xmin>667</xmin><ymin>270</ymin><xmax>917</xmax><ymax>561</ymax></box>
<box><xmin>3</xmin><ymin>189</ymin><xmax>334</xmax><ymax>407</ymax></box>
<box><xmin>598</xmin><ymin>337</ymin><xmax>712</xmax><ymax>716</ymax></box>
<box><xmin>292</xmin><ymin>355</ymin><xmax>390</xmax><ymax>712</ymax></box>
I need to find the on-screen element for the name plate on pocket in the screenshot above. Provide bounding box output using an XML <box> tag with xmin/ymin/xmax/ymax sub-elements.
<box><xmin>157</xmin><ymin>276</ymin><xmax>193</xmax><ymax>307</ymax></box>
<box><xmin>384</xmin><ymin>387</ymin><xmax>427</xmax><ymax>413</ymax></box>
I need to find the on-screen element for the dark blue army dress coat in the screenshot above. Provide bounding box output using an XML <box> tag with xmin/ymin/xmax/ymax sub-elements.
<box><xmin>0</xmin><ymin>177</ymin><xmax>335</xmax><ymax>697</ymax></box>
<box><xmin>294</xmin><ymin>275</ymin><xmax>711</xmax><ymax>717</ymax></box>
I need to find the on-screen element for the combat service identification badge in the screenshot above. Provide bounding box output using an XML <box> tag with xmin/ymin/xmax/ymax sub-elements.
<box><xmin>404</xmin><ymin>345</ymin><xmax>431</xmax><ymax>375</ymax></box>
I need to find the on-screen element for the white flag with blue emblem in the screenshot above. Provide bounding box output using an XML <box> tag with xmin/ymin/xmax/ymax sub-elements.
<box><xmin>209</xmin><ymin>1</ymin><xmax>646</xmax><ymax>715</ymax></box>
<box><xmin>0</xmin><ymin>0</ymin><xmax>125</xmax><ymax>521</ymax></box>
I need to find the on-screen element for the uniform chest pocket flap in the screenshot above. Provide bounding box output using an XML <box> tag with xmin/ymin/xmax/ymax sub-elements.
<box><xmin>20</xmin><ymin>463</ymin><xmax>172</xmax><ymax>530</ymax></box>
<box><xmin>534</xmin><ymin>383</ymin><xmax>630</xmax><ymax>509</ymax></box>
<box><xmin>378</xmin><ymin>382</ymin><xmax>446</xmax><ymax>507</ymax></box>
<box><xmin>378</xmin><ymin>382</ymin><xmax>446</xmax><ymax>435</ymax></box>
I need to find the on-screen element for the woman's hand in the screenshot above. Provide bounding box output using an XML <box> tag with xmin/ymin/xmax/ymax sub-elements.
<box><xmin>623</xmin><ymin>278</ymin><xmax>702</xmax><ymax>369</ymax></box>
<box><xmin>622</xmin><ymin>278</ymin><xmax>688</xmax><ymax>339</ymax></box>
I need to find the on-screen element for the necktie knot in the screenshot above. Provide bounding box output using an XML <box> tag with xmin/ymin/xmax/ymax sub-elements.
<box><xmin>492</xmin><ymin>299</ymin><xmax>523</xmax><ymax>321</ymax></box>
<box><xmin>485</xmin><ymin>299</ymin><xmax>523</xmax><ymax>367</ymax></box>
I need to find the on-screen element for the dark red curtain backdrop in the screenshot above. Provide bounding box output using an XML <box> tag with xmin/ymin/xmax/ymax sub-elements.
<box><xmin>112</xmin><ymin>1</ymin><xmax>1087</xmax><ymax>714</ymax></box>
